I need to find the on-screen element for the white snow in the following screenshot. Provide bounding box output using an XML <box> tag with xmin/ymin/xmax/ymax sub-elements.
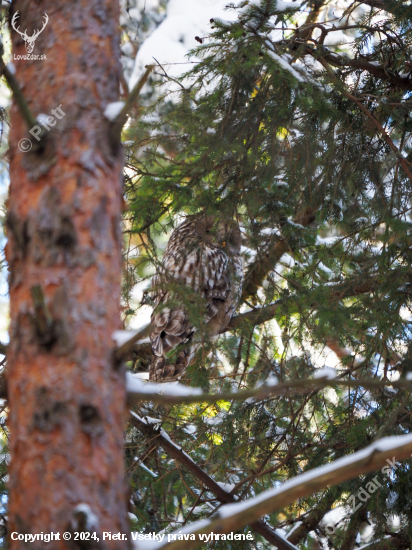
<box><xmin>36</xmin><ymin>113</ymin><xmax>50</xmax><ymax>125</ymax></box>
<box><xmin>126</xmin><ymin>372</ymin><xmax>202</xmax><ymax>397</ymax></box>
<box><xmin>184</xmin><ymin>424</ymin><xmax>197</xmax><ymax>434</ymax></box>
<box><xmin>217</xmin><ymin>482</ymin><xmax>236</xmax><ymax>493</ymax></box>
<box><xmin>266</xmin><ymin>374</ymin><xmax>279</xmax><ymax>386</ymax></box>
<box><xmin>265</xmin><ymin>42</ymin><xmax>306</xmax><ymax>83</ymax></box>
<box><xmin>406</xmin><ymin>373</ymin><xmax>412</xmax><ymax>381</ymax></box>
<box><xmin>286</xmin><ymin>520</ymin><xmax>302</xmax><ymax>538</ymax></box>
<box><xmin>129</xmin><ymin>437</ymin><xmax>412</xmax><ymax>549</ymax></box>
<box><xmin>72</xmin><ymin>504</ymin><xmax>99</xmax><ymax>531</ymax></box>
<box><xmin>275</xmin><ymin>0</ymin><xmax>297</xmax><ymax>11</ymax></box>
<box><xmin>313</xmin><ymin>367</ymin><xmax>338</xmax><ymax>380</ymax></box>
<box><xmin>265</xmin><ymin>424</ymin><xmax>285</xmax><ymax>438</ymax></box>
<box><xmin>241</xmin><ymin>0</ymin><xmax>296</xmax><ymax>14</ymax></box>
<box><xmin>112</xmin><ymin>330</ymin><xmax>138</xmax><ymax>347</ymax></box>
<box><xmin>324</xmin><ymin>30</ymin><xmax>353</xmax><ymax>46</ymax></box>
<box><xmin>103</xmin><ymin>101</ymin><xmax>125</xmax><ymax>121</ymax></box>
<box><xmin>133</xmin><ymin>520</ymin><xmax>212</xmax><ymax>550</ymax></box>
<box><xmin>132</xmin><ymin>372</ymin><xmax>150</xmax><ymax>380</ymax></box>
<box><xmin>143</xmin><ymin>416</ymin><xmax>162</xmax><ymax>426</ymax></box>
<box><xmin>140</xmin><ymin>462</ymin><xmax>158</xmax><ymax>477</ymax></box>
<box><xmin>6</xmin><ymin>63</ymin><xmax>16</xmax><ymax>75</ymax></box>
<box><xmin>218</xmin><ymin>435</ymin><xmax>412</xmax><ymax>519</ymax></box>
<box><xmin>129</xmin><ymin>0</ymin><xmax>241</xmax><ymax>89</ymax></box>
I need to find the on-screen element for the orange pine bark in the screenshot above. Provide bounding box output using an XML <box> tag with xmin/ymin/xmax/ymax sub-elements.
<box><xmin>6</xmin><ymin>2</ymin><xmax>130</xmax><ymax>547</ymax></box>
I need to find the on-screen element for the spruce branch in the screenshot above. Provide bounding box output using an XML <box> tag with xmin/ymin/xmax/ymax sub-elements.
<box><xmin>129</xmin><ymin>412</ymin><xmax>300</xmax><ymax>550</ymax></box>
<box><xmin>127</xmin><ymin>375</ymin><xmax>412</xmax><ymax>406</ymax></box>
<box><xmin>319</xmin><ymin>58</ymin><xmax>412</xmax><ymax>184</ymax></box>
<box><xmin>142</xmin><ymin>435</ymin><xmax>412</xmax><ymax>550</ymax></box>
<box><xmin>120</xmin><ymin>275</ymin><xmax>380</xmax><ymax>365</ymax></box>
<box><xmin>241</xmin><ymin>239</ymin><xmax>291</xmax><ymax>302</ymax></box>
<box><xmin>287</xmin><ymin>490</ymin><xmax>337</xmax><ymax>544</ymax></box>
<box><xmin>359</xmin><ymin>531</ymin><xmax>410</xmax><ymax>550</ymax></box>
<box><xmin>309</xmin><ymin>47</ymin><xmax>412</xmax><ymax>92</ymax></box>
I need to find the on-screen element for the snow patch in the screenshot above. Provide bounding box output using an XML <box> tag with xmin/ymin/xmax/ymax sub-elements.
<box><xmin>217</xmin><ymin>482</ymin><xmax>236</xmax><ymax>493</ymax></box>
<box><xmin>104</xmin><ymin>101</ymin><xmax>125</xmax><ymax>121</ymax></box>
<box><xmin>72</xmin><ymin>504</ymin><xmax>99</xmax><ymax>531</ymax></box>
<box><xmin>126</xmin><ymin>372</ymin><xmax>202</xmax><ymax>397</ymax></box>
<box><xmin>314</xmin><ymin>367</ymin><xmax>338</xmax><ymax>380</ymax></box>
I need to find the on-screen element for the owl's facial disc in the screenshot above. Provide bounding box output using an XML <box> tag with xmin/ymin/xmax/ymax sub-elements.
<box><xmin>192</xmin><ymin>215</ymin><xmax>240</xmax><ymax>254</ymax></box>
<box><xmin>216</xmin><ymin>221</ymin><xmax>241</xmax><ymax>255</ymax></box>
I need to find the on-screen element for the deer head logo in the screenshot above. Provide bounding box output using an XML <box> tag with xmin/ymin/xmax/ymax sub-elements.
<box><xmin>11</xmin><ymin>12</ymin><xmax>49</xmax><ymax>54</ymax></box>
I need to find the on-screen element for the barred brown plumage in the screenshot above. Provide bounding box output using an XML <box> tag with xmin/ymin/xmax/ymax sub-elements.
<box><xmin>150</xmin><ymin>214</ymin><xmax>243</xmax><ymax>381</ymax></box>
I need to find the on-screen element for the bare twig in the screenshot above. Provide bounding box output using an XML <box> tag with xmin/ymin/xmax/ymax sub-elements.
<box><xmin>111</xmin><ymin>64</ymin><xmax>154</xmax><ymax>139</ymax></box>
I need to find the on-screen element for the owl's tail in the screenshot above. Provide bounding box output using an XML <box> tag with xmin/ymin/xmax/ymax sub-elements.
<box><xmin>149</xmin><ymin>350</ymin><xmax>190</xmax><ymax>382</ymax></box>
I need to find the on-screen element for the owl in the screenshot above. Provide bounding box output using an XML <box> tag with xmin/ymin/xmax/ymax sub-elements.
<box><xmin>150</xmin><ymin>214</ymin><xmax>243</xmax><ymax>381</ymax></box>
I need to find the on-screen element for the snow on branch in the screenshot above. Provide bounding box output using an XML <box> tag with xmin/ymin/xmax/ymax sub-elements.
<box><xmin>127</xmin><ymin>372</ymin><xmax>412</xmax><ymax>405</ymax></box>
<box><xmin>126</xmin><ymin>373</ymin><xmax>202</xmax><ymax>400</ymax></box>
<box><xmin>133</xmin><ymin>435</ymin><xmax>412</xmax><ymax>550</ymax></box>
<box><xmin>129</xmin><ymin>412</ymin><xmax>300</xmax><ymax>550</ymax></box>
<box><xmin>113</xmin><ymin>323</ymin><xmax>152</xmax><ymax>360</ymax></box>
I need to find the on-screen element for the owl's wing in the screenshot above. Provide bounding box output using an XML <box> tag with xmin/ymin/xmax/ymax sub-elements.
<box><xmin>151</xmin><ymin>245</ymin><xmax>234</xmax><ymax>357</ymax></box>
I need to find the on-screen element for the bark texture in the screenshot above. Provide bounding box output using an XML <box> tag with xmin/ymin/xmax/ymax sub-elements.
<box><xmin>6</xmin><ymin>1</ymin><xmax>129</xmax><ymax>547</ymax></box>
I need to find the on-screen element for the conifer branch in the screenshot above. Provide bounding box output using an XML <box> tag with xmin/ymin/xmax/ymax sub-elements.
<box><xmin>357</xmin><ymin>531</ymin><xmax>410</xmax><ymax>550</ymax></box>
<box><xmin>114</xmin><ymin>324</ymin><xmax>152</xmax><ymax>360</ymax></box>
<box><xmin>241</xmin><ymin>206</ymin><xmax>317</xmax><ymax>302</ymax></box>
<box><xmin>123</xmin><ymin>275</ymin><xmax>380</xmax><ymax>363</ymax></box>
<box><xmin>312</xmin><ymin>49</ymin><xmax>412</xmax><ymax>92</ymax></box>
<box><xmin>319</xmin><ymin>58</ymin><xmax>412</xmax><ymax>184</ymax></box>
<box><xmin>127</xmin><ymin>375</ymin><xmax>412</xmax><ymax>405</ymax></box>
<box><xmin>129</xmin><ymin>412</ymin><xmax>300</xmax><ymax>550</ymax></box>
<box><xmin>287</xmin><ymin>490</ymin><xmax>337</xmax><ymax>544</ymax></box>
<box><xmin>241</xmin><ymin>240</ymin><xmax>290</xmax><ymax>302</ymax></box>
<box><xmin>143</xmin><ymin>435</ymin><xmax>412</xmax><ymax>550</ymax></box>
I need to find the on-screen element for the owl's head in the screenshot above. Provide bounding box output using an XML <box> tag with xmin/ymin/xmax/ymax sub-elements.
<box><xmin>192</xmin><ymin>215</ymin><xmax>241</xmax><ymax>256</ymax></box>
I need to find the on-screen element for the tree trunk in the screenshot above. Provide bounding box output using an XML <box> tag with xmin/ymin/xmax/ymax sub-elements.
<box><xmin>6</xmin><ymin>1</ymin><xmax>129</xmax><ymax>547</ymax></box>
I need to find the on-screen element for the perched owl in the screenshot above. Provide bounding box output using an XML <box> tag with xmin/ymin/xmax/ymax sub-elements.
<box><xmin>150</xmin><ymin>215</ymin><xmax>243</xmax><ymax>381</ymax></box>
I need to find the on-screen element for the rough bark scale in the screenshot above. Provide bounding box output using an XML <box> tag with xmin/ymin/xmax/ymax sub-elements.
<box><xmin>6</xmin><ymin>1</ymin><xmax>130</xmax><ymax>547</ymax></box>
